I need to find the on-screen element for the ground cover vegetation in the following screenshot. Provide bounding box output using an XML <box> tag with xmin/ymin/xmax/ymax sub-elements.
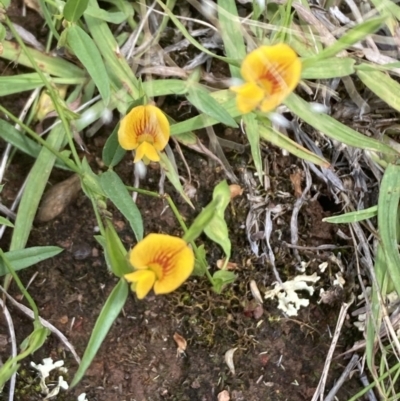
<box><xmin>1</xmin><ymin>0</ymin><xmax>400</xmax><ymax>400</ymax></box>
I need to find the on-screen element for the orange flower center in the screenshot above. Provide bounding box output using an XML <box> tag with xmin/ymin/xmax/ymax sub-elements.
<box><xmin>134</xmin><ymin>110</ymin><xmax>159</xmax><ymax>144</ymax></box>
<box><xmin>148</xmin><ymin>253</ymin><xmax>174</xmax><ymax>279</ymax></box>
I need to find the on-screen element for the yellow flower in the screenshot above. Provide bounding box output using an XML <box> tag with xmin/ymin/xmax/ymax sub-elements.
<box><xmin>118</xmin><ymin>105</ymin><xmax>170</xmax><ymax>163</ymax></box>
<box><xmin>231</xmin><ymin>44</ymin><xmax>302</xmax><ymax>114</ymax></box>
<box><xmin>124</xmin><ymin>234</ymin><xmax>194</xmax><ymax>299</ymax></box>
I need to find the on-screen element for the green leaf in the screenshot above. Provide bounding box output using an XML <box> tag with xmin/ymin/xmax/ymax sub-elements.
<box><xmin>10</xmin><ymin>125</ymin><xmax>66</xmax><ymax>251</ymax></box>
<box><xmin>187</xmin><ymin>84</ymin><xmax>238</xmax><ymax>128</ymax></box>
<box><xmin>66</xmin><ymin>25</ymin><xmax>110</xmax><ymax>105</ymax></box>
<box><xmin>102</xmin><ymin>125</ymin><xmax>126</xmax><ymax>168</ymax></box>
<box><xmin>85</xmin><ymin>4</ymin><xmax>131</xmax><ymax>24</ymax></box>
<box><xmin>183</xmin><ymin>198</ymin><xmax>219</xmax><ymax>244</ymax></box>
<box><xmin>377</xmin><ymin>163</ymin><xmax>400</xmax><ymax>296</ymax></box>
<box><xmin>99</xmin><ymin>171</ymin><xmax>143</xmax><ymax>241</ymax></box>
<box><xmin>63</xmin><ymin>0</ymin><xmax>89</xmax><ymax>22</ymax></box>
<box><xmin>302</xmin><ymin>57</ymin><xmax>355</xmax><ymax>79</ymax></box>
<box><xmin>1</xmin><ymin>41</ymin><xmax>85</xmax><ymax>78</ymax></box>
<box><xmin>258</xmin><ymin>123</ymin><xmax>330</xmax><ymax>168</ymax></box>
<box><xmin>0</xmin><ymin>23</ymin><xmax>6</xmax><ymax>42</ymax></box>
<box><xmin>203</xmin><ymin>181</ymin><xmax>232</xmax><ymax>266</ymax></box>
<box><xmin>204</xmin><ymin>214</ymin><xmax>231</xmax><ymax>260</ymax></box>
<box><xmin>104</xmin><ymin>220</ymin><xmax>131</xmax><ymax>277</ymax></box>
<box><xmin>212</xmin><ymin>270</ymin><xmax>237</xmax><ymax>293</ymax></box>
<box><xmin>217</xmin><ymin>0</ymin><xmax>246</xmax><ymax>78</ymax></box>
<box><xmin>159</xmin><ymin>152</ymin><xmax>194</xmax><ymax>208</ymax></box>
<box><xmin>303</xmin><ymin>15</ymin><xmax>387</xmax><ymax>62</ymax></box>
<box><xmin>0</xmin><ymin>246</ymin><xmax>63</xmax><ymax>276</ymax></box>
<box><xmin>285</xmin><ymin>93</ymin><xmax>398</xmax><ymax>155</ymax></box>
<box><xmin>243</xmin><ymin>114</ymin><xmax>263</xmax><ymax>184</ymax></box>
<box><xmin>0</xmin><ymin>119</ymin><xmax>71</xmax><ymax>170</ymax></box>
<box><xmin>0</xmin><ymin>216</ymin><xmax>13</xmax><ymax>227</ymax></box>
<box><xmin>70</xmin><ymin>278</ymin><xmax>129</xmax><ymax>388</ymax></box>
<box><xmin>357</xmin><ymin>68</ymin><xmax>400</xmax><ymax>113</ymax></box>
<box><xmin>323</xmin><ymin>206</ymin><xmax>378</xmax><ymax>224</ymax></box>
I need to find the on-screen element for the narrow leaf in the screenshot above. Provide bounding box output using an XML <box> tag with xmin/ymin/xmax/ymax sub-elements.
<box><xmin>0</xmin><ymin>246</ymin><xmax>63</xmax><ymax>275</ymax></box>
<box><xmin>357</xmin><ymin>68</ymin><xmax>400</xmax><ymax>113</ymax></box>
<box><xmin>99</xmin><ymin>171</ymin><xmax>143</xmax><ymax>241</ymax></box>
<box><xmin>70</xmin><ymin>278</ymin><xmax>129</xmax><ymax>388</ymax></box>
<box><xmin>323</xmin><ymin>206</ymin><xmax>377</xmax><ymax>224</ymax></box>
<box><xmin>63</xmin><ymin>0</ymin><xmax>89</xmax><ymax>22</ymax></box>
<box><xmin>187</xmin><ymin>85</ymin><xmax>238</xmax><ymax>128</ymax></box>
<box><xmin>67</xmin><ymin>25</ymin><xmax>110</xmax><ymax>105</ymax></box>
<box><xmin>285</xmin><ymin>93</ymin><xmax>398</xmax><ymax>155</ymax></box>
<box><xmin>102</xmin><ymin>126</ymin><xmax>126</xmax><ymax>168</ymax></box>
<box><xmin>377</xmin><ymin>163</ymin><xmax>400</xmax><ymax>295</ymax></box>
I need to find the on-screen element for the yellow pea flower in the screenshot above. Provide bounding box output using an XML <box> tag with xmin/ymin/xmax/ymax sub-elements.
<box><xmin>118</xmin><ymin>105</ymin><xmax>170</xmax><ymax>164</ymax></box>
<box><xmin>124</xmin><ymin>234</ymin><xmax>195</xmax><ymax>299</ymax></box>
<box><xmin>231</xmin><ymin>44</ymin><xmax>302</xmax><ymax>114</ymax></box>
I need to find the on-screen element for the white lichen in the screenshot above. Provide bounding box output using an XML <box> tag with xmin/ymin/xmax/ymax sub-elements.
<box><xmin>265</xmin><ymin>273</ymin><xmax>320</xmax><ymax>316</ymax></box>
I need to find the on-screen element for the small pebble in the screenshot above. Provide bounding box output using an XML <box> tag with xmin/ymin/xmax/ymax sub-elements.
<box><xmin>72</xmin><ymin>242</ymin><xmax>91</xmax><ymax>260</ymax></box>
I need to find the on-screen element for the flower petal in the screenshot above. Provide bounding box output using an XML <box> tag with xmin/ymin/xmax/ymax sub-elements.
<box><xmin>153</xmin><ymin>244</ymin><xmax>194</xmax><ymax>294</ymax></box>
<box><xmin>118</xmin><ymin>105</ymin><xmax>170</xmax><ymax>153</ymax></box>
<box><xmin>231</xmin><ymin>82</ymin><xmax>264</xmax><ymax>114</ymax></box>
<box><xmin>129</xmin><ymin>234</ymin><xmax>195</xmax><ymax>295</ymax></box>
<box><xmin>134</xmin><ymin>142</ymin><xmax>160</xmax><ymax>163</ymax></box>
<box><xmin>241</xmin><ymin>44</ymin><xmax>300</xmax><ymax>83</ymax></box>
<box><xmin>118</xmin><ymin>106</ymin><xmax>145</xmax><ymax>150</ymax></box>
<box><xmin>125</xmin><ymin>270</ymin><xmax>156</xmax><ymax>299</ymax></box>
<box><xmin>259</xmin><ymin>93</ymin><xmax>287</xmax><ymax>113</ymax></box>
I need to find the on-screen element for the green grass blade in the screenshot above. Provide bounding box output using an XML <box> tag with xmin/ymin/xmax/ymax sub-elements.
<box><xmin>0</xmin><ymin>246</ymin><xmax>63</xmax><ymax>276</ymax></box>
<box><xmin>38</xmin><ymin>0</ymin><xmax>60</xmax><ymax>39</ymax></box>
<box><xmin>285</xmin><ymin>93</ymin><xmax>398</xmax><ymax>155</ymax></box>
<box><xmin>259</xmin><ymin>123</ymin><xmax>330</xmax><ymax>167</ymax></box>
<box><xmin>357</xmin><ymin>68</ymin><xmax>400</xmax><ymax>113</ymax></box>
<box><xmin>242</xmin><ymin>113</ymin><xmax>263</xmax><ymax>183</ymax></box>
<box><xmin>85</xmin><ymin>4</ymin><xmax>131</xmax><ymax>24</ymax></box>
<box><xmin>84</xmin><ymin>3</ymin><xmax>138</xmax><ymax>97</ymax></box>
<box><xmin>63</xmin><ymin>0</ymin><xmax>89</xmax><ymax>22</ymax></box>
<box><xmin>217</xmin><ymin>0</ymin><xmax>246</xmax><ymax>78</ymax></box>
<box><xmin>70</xmin><ymin>278</ymin><xmax>129</xmax><ymax>388</ymax></box>
<box><xmin>377</xmin><ymin>163</ymin><xmax>400</xmax><ymax>296</ymax></box>
<box><xmin>323</xmin><ymin>206</ymin><xmax>378</xmax><ymax>223</ymax></box>
<box><xmin>0</xmin><ymin>73</ymin><xmax>86</xmax><ymax>96</ymax></box>
<box><xmin>0</xmin><ymin>119</ymin><xmax>39</xmax><ymax>158</ymax></box>
<box><xmin>1</xmin><ymin>41</ymin><xmax>85</xmax><ymax>78</ymax></box>
<box><xmin>303</xmin><ymin>15</ymin><xmax>386</xmax><ymax>62</ymax></box>
<box><xmin>66</xmin><ymin>25</ymin><xmax>111</xmax><ymax>105</ymax></box>
<box><xmin>171</xmin><ymin>97</ymin><xmax>240</xmax><ymax>136</ymax></box>
<box><xmin>99</xmin><ymin>171</ymin><xmax>143</xmax><ymax>241</ymax></box>
<box><xmin>10</xmin><ymin>125</ymin><xmax>66</xmax><ymax>251</ymax></box>
<box><xmin>187</xmin><ymin>85</ymin><xmax>238</xmax><ymax>128</ymax></box>
<box><xmin>302</xmin><ymin>57</ymin><xmax>355</xmax><ymax>79</ymax></box>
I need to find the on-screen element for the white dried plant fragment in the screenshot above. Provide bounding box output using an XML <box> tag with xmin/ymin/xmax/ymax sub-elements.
<box><xmin>43</xmin><ymin>376</ymin><xmax>69</xmax><ymax>400</ymax></box>
<box><xmin>30</xmin><ymin>358</ymin><xmax>66</xmax><ymax>396</ymax></box>
<box><xmin>30</xmin><ymin>358</ymin><xmax>64</xmax><ymax>380</ymax></box>
<box><xmin>265</xmin><ymin>273</ymin><xmax>320</xmax><ymax>316</ymax></box>
<box><xmin>77</xmin><ymin>394</ymin><xmax>89</xmax><ymax>401</ymax></box>
<box><xmin>319</xmin><ymin>262</ymin><xmax>328</xmax><ymax>272</ymax></box>
<box><xmin>333</xmin><ymin>272</ymin><xmax>345</xmax><ymax>288</ymax></box>
<box><xmin>225</xmin><ymin>348</ymin><xmax>238</xmax><ymax>375</ymax></box>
